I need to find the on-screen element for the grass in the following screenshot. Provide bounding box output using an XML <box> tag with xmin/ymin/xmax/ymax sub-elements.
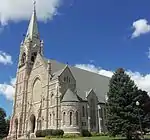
<box><xmin>46</xmin><ymin>136</ymin><xmax>125</xmax><ymax>140</ymax></box>
<box><xmin>45</xmin><ymin>135</ymin><xmax>150</xmax><ymax>140</ymax></box>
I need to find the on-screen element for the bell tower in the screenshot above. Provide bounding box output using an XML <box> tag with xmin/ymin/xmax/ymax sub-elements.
<box><xmin>18</xmin><ymin>0</ymin><xmax>43</xmax><ymax>70</ymax></box>
<box><xmin>10</xmin><ymin>1</ymin><xmax>44</xmax><ymax>138</ymax></box>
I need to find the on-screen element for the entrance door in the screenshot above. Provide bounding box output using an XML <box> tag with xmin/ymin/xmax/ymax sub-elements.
<box><xmin>30</xmin><ymin>114</ymin><xmax>36</xmax><ymax>133</ymax></box>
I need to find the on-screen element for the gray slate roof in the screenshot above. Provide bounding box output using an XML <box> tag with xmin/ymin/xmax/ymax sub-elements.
<box><xmin>44</xmin><ymin>59</ymin><xmax>110</xmax><ymax>103</ymax></box>
<box><xmin>61</xmin><ymin>89</ymin><xmax>79</xmax><ymax>102</ymax></box>
<box><xmin>52</xmin><ymin>68</ymin><xmax>65</xmax><ymax>80</ymax></box>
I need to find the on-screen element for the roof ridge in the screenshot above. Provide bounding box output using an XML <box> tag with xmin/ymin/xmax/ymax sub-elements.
<box><xmin>46</xmin><ymin>59</ymin><xmax>110</xmax><ymax>78</ymax></box>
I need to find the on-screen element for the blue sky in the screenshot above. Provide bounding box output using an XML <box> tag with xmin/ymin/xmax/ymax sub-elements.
<box><xmin>1</xmin><ymin>0</ymin><xmax>150</xmax><ymax>116</ymax></box>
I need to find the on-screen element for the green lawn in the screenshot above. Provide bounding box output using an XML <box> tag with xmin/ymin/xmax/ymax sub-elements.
<box><xmin>47</xmin><ymin>135</ymin><xmax>150</xmax><ymax>140</ymax></box>
<box><xmin>48</xmin><ymin>136</ymin><xmax>125</xmax><ymax>140</ymax></box>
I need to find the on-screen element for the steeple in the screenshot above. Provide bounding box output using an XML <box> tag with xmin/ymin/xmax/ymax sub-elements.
<box><xmin>26</xmin><ymin>0</ymin><xmax>39</xmax><ymax>40</ymax></box>
<box><xmin>18</xmin><ymin>0</ymin><xmax>44</xmax><ymax>69</ymax></box>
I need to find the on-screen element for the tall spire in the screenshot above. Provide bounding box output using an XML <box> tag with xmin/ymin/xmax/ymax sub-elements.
<box><xmin>26</xmin><ymin>0</ymin><xmax>39</xmax><ymax>40</ymax></box>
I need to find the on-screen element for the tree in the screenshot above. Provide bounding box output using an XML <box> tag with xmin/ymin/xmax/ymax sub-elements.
<box><xmin>107</xmin><ymin>68</ymin><xmax>150</xmax><ymax>139</ymax></box>
<box><xmin>0</xmin><ymin>107</ymin><xmax>7</xmax><ymax>139</ymax></box>
<box><xmin>6</xmin><ymin>116</ymin><xmax>10</xmax><ymax>136</ymax></box>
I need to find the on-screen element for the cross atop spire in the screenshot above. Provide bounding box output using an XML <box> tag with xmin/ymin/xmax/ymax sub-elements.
<box><xmin>25</xmin><ymin>0</ymin><xmax>39</xmax><ymax>40</ymax></box>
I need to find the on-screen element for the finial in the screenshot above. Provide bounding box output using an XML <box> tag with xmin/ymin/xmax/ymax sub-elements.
<box><xmin>33</xmin><ymin>0</ymin><xmax>36</xmax><ymax>12</ymax></box>
<box><xmin>41</xmin><ymin>40</ymin><xmax>44</xmax><ymax>45</ymax></box>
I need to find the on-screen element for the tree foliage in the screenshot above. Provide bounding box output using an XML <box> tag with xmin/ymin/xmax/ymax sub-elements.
<box><xmin>0</xmin><ymin>107</ymin><xmax>10</xmax><ymax>139</ymax></box>
<box><xmin>6</xmin><ymin>116</ymin><xmax>10</xmax><ymax>136</ymax></box>
<box><xmin>107</xmin><ymin>68</ymin><xmax>150</xmax><ymax>139</ymax></box>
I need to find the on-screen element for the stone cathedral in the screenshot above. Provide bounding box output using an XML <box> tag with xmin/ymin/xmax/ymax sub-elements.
<box><xmin>8</xmin><ymin>4</ymin><xmax>110</xmax><ymax>139</ymax></box>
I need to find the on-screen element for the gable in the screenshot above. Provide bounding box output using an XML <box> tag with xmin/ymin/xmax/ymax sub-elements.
<box><xmin>86</xmin><ymin>89</ymin><xmax>98</xmax><ymax>102</ymax></box>
<box><xmin>28</xmin><ymin>54</ymin><xmax>48</xmax><ymax>94</ymax></box>
<box><xmin>59</xmin><ymin>66</ymin><xmax>76</xmax><ymax>85</ymax></box>
<box><xmin>32</xmin><ymin>53</ymin><xmax>47</xmax><ymax>70</ymax></box>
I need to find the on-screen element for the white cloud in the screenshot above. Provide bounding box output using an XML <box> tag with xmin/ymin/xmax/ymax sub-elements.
<box><xmin>75</xmin><ymin>64</ymin><xmax>113</xmax><ymax>78</ymax></box>
<box><xmin>10</xmin><ymin>78</ymin><xmax>16</xmax><ymax>86</ymax></box>
<box><xmin>75</xmin><ymin>64</ymin><xmax>150</xmax><ymax>94</ymax></box>
<box><xmin>0</xmin><ymin>51</ymin><xmax>13</xmax><ymax>65</ymax></box>
<box><xmin>0</xmin><ymin>0</ymin><xmax>61</xmax><ymax>26</ymax></box>
<box><xmin>0</xmin><ymin>78</ymin><xmax>16</xmax><ymax>100</ymax></box>
<box><xmin>132</xmin><ymin>19</ymin><xmax>150</xmax><ymax>38</ymax></box>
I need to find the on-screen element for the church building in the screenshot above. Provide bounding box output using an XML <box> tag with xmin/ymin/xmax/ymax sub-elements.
<box><xmin>8</xmin><ymin>3</ymin><xmax>110</xmax><ymax>139</ymax></box>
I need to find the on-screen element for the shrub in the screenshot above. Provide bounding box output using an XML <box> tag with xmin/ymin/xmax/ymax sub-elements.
<box><xmin>81</xmin><ymin>130</ymin><xmax>91</xmax><ymax>137</ymax></box>
<box><xmin>51</xmin><ymin>129</ymin><xmax>64</xmax><ymax>136</ymax></box>
<box><xmin>41</xmin><ymin>130</ymin><xmax>46</xmax><ymax>137</ymax></box>
<box><xmin>56</xmin><ymin>129</ymin><xmax>64</xmax><ymax>136</ymax></box>
<box><xmin>35</xmin><ymin>129</ymin><xmax>64</xmax><ymax>137</ymax></box>
<box><xmin>45</xmin><ymin>129</ymin><xmax>53</xmax><ymax>136</ymax></box>
<box><xmin>51</xmin><ymin>129</ymin><xmax>56</xmax><ymax>136</ymax></box>
<box><xmin>35</xmin><ymin>130</ymin><xmax>42</xmax><ymax>137</ymax></box>
<box><xmin>63</xmin><ymin>133</ymin><xmax>80</xmax><ymax>138</ymax></box>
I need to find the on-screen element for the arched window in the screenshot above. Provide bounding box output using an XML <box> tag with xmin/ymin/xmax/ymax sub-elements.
<box><xmin>21</xmin><ymin>52</ymin><xmax>26</xmax><ymax>64</ymax></box>
<box><xmin>15</xmin><ymin>118</ymin><xmax>18</xmax><ymax>131</ymax></box>
<box><xmin>68</xmin><ymin>78</ymin><xmax>70</xmax><ymax>83</ymax></box>
<box><xmin>33</xmin><ymin>52</ymin><xmax>37</xmax><ymax>57</ymax></box>
<box><xmin>53</xmin><ymin>113</ymin><xmax>55</xmax><ymax>126</ymax></box>
<box><xmin>82</xmin><ymin>106</ymin><xmax>85</xmax><ymax>117</ymax></box>
<box><xmin>64</xmin><ymin>77</ymin><xmax>66</xmax><ymax>82</ymax></box>
<box><xmin>50</xmin><ymin>114</ymin><xmax>52</xmax><ymax>126</ymax></box>
<box><xmin>63</xmin><ymin>112</ymin><xmax>66</xmax><ymax>125</ymax></box>
<box><xmin>31</xmin><ymin>52</ymin><xmax>37</xmax><ymax>63</ymax></box>
<box><xmin>51</xmin><ymin>94</ymin><xmax>54</xmax><ymax>106</ymax></box>
<box><xmin>90</xmin><ymin>99</ymin><xmax>96</xmax><ymax>128</ymax></box>
<box><xmin>31</xmin><ymin>56</ymin><xmax>35</xmax><ymax>63</ymax></box>
<box><xmin>69</xmin><ymin>112</ymin><xmax>73</xmax><ymax>125</ymax></box>
<box><xmin>76</xmin><ymin>111</ymin><xmax>78</xmax><ymax>125</ymax></box>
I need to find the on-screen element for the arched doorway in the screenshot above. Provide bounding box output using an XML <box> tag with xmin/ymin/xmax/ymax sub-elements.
<box><xmin>18</xmin><ymin>117</ymin><xmax>22</xmax><ymax>137</ymax></box>
<box><xmin>15</xmin><ymin>118</ymin><xmax>18</xmax><ymax>139</ymax></box>
<box><xmin>30</xmin><ymin>114</ymin><xmax>36</xmax><ymax>133</ymax></box>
